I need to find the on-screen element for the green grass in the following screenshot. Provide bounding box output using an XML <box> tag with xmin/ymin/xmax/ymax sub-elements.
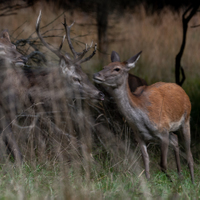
<box><xmin>0</xmin><ymin>159</ymin><xmax>198</xmax><ymax>199</ymax></box>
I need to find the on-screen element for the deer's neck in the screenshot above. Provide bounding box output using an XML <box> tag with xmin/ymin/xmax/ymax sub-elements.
<box><xmin>109</xmin><ymin>77</ymin><xmax>154</xmax><ymax>134</ymax></box>
<box><xmin>110</xmin><ymin>79</ymin><xmax>141</xmax><ymax>120</ymax></box>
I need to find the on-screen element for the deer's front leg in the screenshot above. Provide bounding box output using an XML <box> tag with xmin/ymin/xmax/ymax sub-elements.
<box><xmin>137</xmin><ymin>137</ymin><xmax>150</xmax><ymax>180</ymax></box>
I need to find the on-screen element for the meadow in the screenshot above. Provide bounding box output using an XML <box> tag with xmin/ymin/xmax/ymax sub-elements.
<box><xmin>0</xmin><ymin>2</ymin><xmax>199</xmax><ymax>199</ymax></box>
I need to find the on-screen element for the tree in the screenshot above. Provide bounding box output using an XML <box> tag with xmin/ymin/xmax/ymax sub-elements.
<box><xmin>175</xmin><ymin>3</ymin><xmax>199</xmax><ymax>86</ymax></box>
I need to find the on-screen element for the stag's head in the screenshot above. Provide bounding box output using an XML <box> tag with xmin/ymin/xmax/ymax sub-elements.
<box><xmin>0</xmin><ymin>30</ymin><xmax>27</xmax><ymax>67</ymax></box>
<box><xmin>36</xmin><ymin>11</ymin><xmax>104</xmax><ymax>102</ymax></box>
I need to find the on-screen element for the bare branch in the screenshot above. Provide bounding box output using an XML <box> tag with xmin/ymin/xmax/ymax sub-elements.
<box><xmin>191</xmin><ymin>24</ymin><xmax>200</xmax><ymax>28</ymax></box>
<box><xmin>0</xmin><ymin>3</ymin><xmax>30</xmax><ymax>17</ymax></box>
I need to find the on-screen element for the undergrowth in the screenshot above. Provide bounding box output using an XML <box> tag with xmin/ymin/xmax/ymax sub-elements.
<box><xmin>0</xmin><ymin>160</ymin><xmax>198</xmax><ymax>200</ymax></box>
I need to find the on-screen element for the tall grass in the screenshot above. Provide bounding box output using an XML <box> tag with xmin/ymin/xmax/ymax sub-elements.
<box><xmin>0</xmin><ymin>1</ymin><xmax>199</xmax><ymax>199</ymax></box>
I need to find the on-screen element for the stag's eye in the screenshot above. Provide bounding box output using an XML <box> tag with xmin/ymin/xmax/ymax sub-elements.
<box><xmin>114</xmin><ymin>68</ymin><xmax>120</xmax><ymax>72</ymax></box>
<box><xmin>73</xmin><ymin>77</ymin><xmax>81</xmax><ymax>83</ymax></box>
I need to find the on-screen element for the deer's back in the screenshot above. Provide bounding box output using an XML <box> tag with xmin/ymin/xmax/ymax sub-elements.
<box><xmin>132</xmin><ymin>82</ymin><xmax>191</xmax><ymax>131</ymax></box>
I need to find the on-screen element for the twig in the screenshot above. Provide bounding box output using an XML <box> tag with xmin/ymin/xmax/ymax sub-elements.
<box><xmin>138</xmin><ymin>169</ymin><xmax>145</xmax><ymax>178</ymax></box>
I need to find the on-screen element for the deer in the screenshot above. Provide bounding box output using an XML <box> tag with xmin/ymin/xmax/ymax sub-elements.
<box><xmin>93</xmin><ymin>51</ymin><xmax>194</xmax><ymax>183</ymax></box>
<box><xmin>111</xmin><ymin>51</ymin><xmax>147</xmax><ymax>92</ymax></box>
<box><xmin>13</xmin><ymin>11</ymin><xmax>106</xmax><ymax>163</ymax></box>
<box><xmin>0</xmin><ymin>30</ymin><xmax>27</xmax><ymax>67</ymax></box>
<box><xmin>97</xmin><ymin>50</ymin><xmax>147</xmax><ymax>137</ymax></box>
<box><xmin>19</xmin><ymin>11</ymin><xmax>106</xmax><ymax>135</ymax></box>
<box><xmin>0</xmin><ymin>30</ymin><xmax>29</xmax><ymax>165</ymax></box>
<box><xmin>0</xmin><ymin>11</ymin><xmax>105</xmax><ymax>165</ymax></box>
<box><xmin>32</xmin><ymin>11</ymin><xmax>104</xmax><ymax>103</ymax></box>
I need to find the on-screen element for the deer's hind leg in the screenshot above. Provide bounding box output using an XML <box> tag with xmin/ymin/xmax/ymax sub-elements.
<box><xmin>181</xmin><ymin>120</ymin><xmax>194</xmax><ymax>183</ymax></box>
<box><xmin>169</xmin><ymin>132</ymin><xmax>182</xmax><ymax>177</ymax></box>
<box><xmin>160</xmin><ymin>131</ymin><xmax>172</xmax><ymax>181</ymax></box>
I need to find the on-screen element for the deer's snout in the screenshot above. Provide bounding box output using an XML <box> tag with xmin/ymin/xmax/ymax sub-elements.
<box><xmin>20</xmin><ymin>56</ymin><xmax>28</xmax><ymax>63</ymax></box>
<box><xmin>93</xmin><ymin>72</ymin><xmax>104</xmax><ymax>82</ymax></box>
<box><xmin>98</xmin><ymin>91</ymin><xmax>104</xmax><ymax>101</ymax></box>
<box><xmin>15</xmin><ymin>56</ymin><xmax>28</xmax><ymax>67</ymax></box>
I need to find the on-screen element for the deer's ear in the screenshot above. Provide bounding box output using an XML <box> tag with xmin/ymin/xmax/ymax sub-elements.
<box><xmin>60</xmin><ymin>58</ymin><xmax>74</xmax><ymax>75</ymax></box>
<box><xmin>111</xmin><ymin>51</ymin><xmax>120</xmax><ymax>62</ymax></box>
<box><xmin>126</xmin><ymin>51</ymin><xmax>142</xmax><ymax>69</ymax></box>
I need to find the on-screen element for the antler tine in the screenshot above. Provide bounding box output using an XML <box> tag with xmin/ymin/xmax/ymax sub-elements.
<box><xmin>79</xmin><ymin>43</ymin><xmax>97</xmax><ymax>64</ymax></box>
<box><xmin>58</xmin><ymin>35</ymin><xmax>66</xmax><ymax>51</ymax></box>
<box><xmin>63</xmin><ymin>15</ymin><xmax>80</xmax><ymax>59</ymax></box>
<box><xmin>36</xmin><ymin>10</ymin><xmax>64</xmax><ymax>59</ymax></box>
<box><xmin>74</xmin><ymin>41</ymin><xmax>94</xmax><ymax>63</ymax></box>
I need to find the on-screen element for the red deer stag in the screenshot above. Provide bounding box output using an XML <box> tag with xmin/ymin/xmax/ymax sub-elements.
<box><xmin>34</xmin><ymin>11</ymin><xmax>104</xmax><ymax>103</ymax></box>
<box><xmin>19</xmin><ymin>11</ymin><xmax>105</xmax><ymax>161</ymax></box>
<box><xmin>93</xmin><ymin>51</ymin><xmax>194</xmax><ymax>183</ymax></box>
<box><xmin>0</xmin><ymin>11</ymin><xmax>104</xmax><ymax>165</ymax></box>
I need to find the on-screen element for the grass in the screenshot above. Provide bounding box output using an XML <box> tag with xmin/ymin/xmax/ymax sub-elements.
<box><xmin>0</xmin><ymin>160</ymin><xmax>198</xmax><ymax>199</ymax></box>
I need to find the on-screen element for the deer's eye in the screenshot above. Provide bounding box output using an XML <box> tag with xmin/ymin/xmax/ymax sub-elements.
<box><xmin>114</xmin><ymin>68</ymin><xmax>120</xmax><ymax>72</ymax></box>
<box><xmin>73</xmin><ymin>77</ymin><xmax>80</xmax><ymax>83</ymax></box>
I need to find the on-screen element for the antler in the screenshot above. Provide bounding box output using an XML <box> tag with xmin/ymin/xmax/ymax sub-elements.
<box><xmin>62</xmin><ymin>15</ymin><xmax>80</xmax><ymax>59</ymax></box>
<box><xmin>74</xmin><ymin>41</ymin><xmax>93</xmax><ymax>63</ymax></box>
<box><xmin>36</xmin><ymin>11</ymin><xmax>97</xmax><ymax>65</ymax></box>
<box><xmin>58</xmin><ymin>35</ymin><xmax>66</xmax><ymax>51</ymax></box>
<box><xmin>62</xmin><ymin>15</ymin><xmax>97</xmax><ymax>64</ymax></box>
<box><xmin>36</xmin><ymin>10</ymin><xmax>70</xmax><ymax>64</ymax></box>
<box><xmin>78</xmin><ymin>43</ymin><xmax>97</xmax><ymax>64</ymax></box>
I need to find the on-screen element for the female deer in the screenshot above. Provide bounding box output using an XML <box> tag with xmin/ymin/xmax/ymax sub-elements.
<box><xmin>93</xmin><ymin>51</ymin><xmax>194</xmax><ymax>183</ymax></box>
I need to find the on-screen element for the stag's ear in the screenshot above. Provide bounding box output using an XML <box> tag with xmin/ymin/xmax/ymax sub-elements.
<box><xmin>111</xmin><ymin>51</ymin><xmax>121</xmax><ymax>62</ymax></box>
<box><xmin>126</xmin><ymin>51</ymin><xmax>142</xmax><ymax>70</ymax></box>
<box><xmin>60</xmin><ymin>58</ymin><xmax>75</xmax><ymax>75</ymax></box>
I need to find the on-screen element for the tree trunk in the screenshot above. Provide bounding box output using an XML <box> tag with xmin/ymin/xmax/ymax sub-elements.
<box><xmin>96</xmin><ymin>1</ymin><xmax>109</xmax><ymax>60</ymax></box>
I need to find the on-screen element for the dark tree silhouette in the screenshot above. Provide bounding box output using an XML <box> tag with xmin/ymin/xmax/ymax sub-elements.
<box><xmin>175</xmin><ymin>3</ymin><xmax>199</xmax><ymax>86</ymax></box>
<box><xmin>96</xmin><ymin>0</ymin><xmax>109</xmax><ymax>56</ymax></box>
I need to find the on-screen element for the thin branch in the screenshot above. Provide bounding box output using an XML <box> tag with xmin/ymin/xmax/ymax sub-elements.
<box><xmin>191</xmin><ymin>24</ymin><xmax>200</xmax><ymax>28</ymax></box>
<box><xmin>11</xmin><ymin>20</ymin><xmax>27</xmax><ymax>36</ymax></box>
<box><xmin>27</xmin><ymin>51</ymin><xmax>47</xmax><ymax>63</ymax></box>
